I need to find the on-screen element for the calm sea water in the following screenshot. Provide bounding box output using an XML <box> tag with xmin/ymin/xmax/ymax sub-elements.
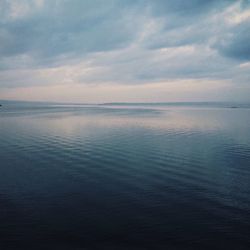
<box><xmin>0</xmin><ymin>102</ymin><xmax>250</xmax><ymax>249</ymax></box>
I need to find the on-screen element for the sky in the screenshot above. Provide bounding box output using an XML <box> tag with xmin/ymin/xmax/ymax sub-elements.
<box><xmin>0</xmin><ymin>0</ymin><xmax>250</xmax><ymax>103</ymax></box>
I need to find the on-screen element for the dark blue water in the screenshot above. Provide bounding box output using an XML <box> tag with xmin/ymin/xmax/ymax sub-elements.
<box><xmin>0</xmin><ymin>102</ymin><xmax>250</xmax><ymax>249</ymax></box>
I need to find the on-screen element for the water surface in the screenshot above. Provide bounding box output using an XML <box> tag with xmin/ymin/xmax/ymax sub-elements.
<box><xmin>0</xmin><ymin>102</ymin><xmax>250</xmax><ymax>249</ymax></box>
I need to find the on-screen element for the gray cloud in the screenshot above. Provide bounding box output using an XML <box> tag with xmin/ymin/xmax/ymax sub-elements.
<box><xmin>214</xmin><ymin>20</ymin><xmax>250</xmax><ymax>61</ymax></box>
<box><xmin>0</xmin><ymin>0</ymin><xmax>234</xmax><ymax>63</ymax></box>
<box><xmin>148</xmin><ymin>0</ymin><xmax>229</xmax><ymax>16</ymax></box>
<box><xmin>0</xmin><ymin>0</ymin><xmax>142</xmax><ymax>65</ymax></box>
<box><xmin>0</xmin><ymin>0</ymin><xmax>250</xmax><ymax>102</ymax></box>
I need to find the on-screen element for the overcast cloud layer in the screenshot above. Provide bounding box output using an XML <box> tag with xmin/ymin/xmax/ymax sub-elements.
<box><xmin>0</xmin><ymin>0</ymin><xmax>250</xmax><ymax>102</ymax></box>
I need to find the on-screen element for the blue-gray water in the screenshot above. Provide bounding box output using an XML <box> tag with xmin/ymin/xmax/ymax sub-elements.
<box><xmin>0</xmin><ymin>102</ymin><xmax>250</xmax><ymax>249</ymax></box>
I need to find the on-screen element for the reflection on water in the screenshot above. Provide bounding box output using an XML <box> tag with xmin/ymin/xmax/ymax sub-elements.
<box><xmin>0</xmin><ymin>103</ymin><xmax>250</xmax><ymax>249</ymax></box>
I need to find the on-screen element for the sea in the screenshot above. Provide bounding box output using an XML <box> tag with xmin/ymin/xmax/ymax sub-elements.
<box><xmin>0</xmin><ymin>101</ymin><xmax>250</xmax><ymax>249</ymax></box>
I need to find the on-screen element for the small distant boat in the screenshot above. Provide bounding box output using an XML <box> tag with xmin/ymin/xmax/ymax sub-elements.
<box><xmin>230</xmin><ymin>106</ymin><xmax>238</xmax><ymax>109</ymax></box>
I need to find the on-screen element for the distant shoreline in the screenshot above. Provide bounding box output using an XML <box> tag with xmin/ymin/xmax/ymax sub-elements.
<box><xmin>1</xmin><ymin>100</ymin><xmax>250</xmax><ymax>110</ymax></box>
<box><xmin>1</xmin><ymin>99</ymin><xmax>250</xmax><ymax>106</ymax></box>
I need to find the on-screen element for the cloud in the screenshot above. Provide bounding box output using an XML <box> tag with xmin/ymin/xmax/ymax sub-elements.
<box><xmin>0</xmin><ymin>0</ymin><xmax>142</xmax><ymax>64</ymax></box>
<box><xmin>0</xmin><ymin>0</ymin><xmax>249</xmax><ymax>102</ymax></box>
<box><xmin>214</xmin><ymin>20</ymin><xmax>250</xmax><ymax>61</ymax></box>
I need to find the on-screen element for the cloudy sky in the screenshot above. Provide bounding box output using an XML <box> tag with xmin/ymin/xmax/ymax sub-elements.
<box><xmin>0</xmin><ymin>0</ymin><xmax>250</xmax><ymax>103</ymax></box>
